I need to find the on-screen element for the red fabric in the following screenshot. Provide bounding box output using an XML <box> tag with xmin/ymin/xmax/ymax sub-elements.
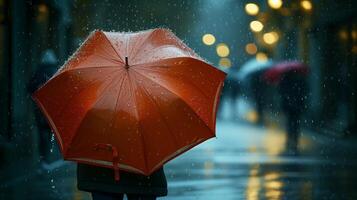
<box><xmin>264</xmin><ymin>61</ymin><xmax>309</xmax><ymax>84</ymax></box>
<box><xmin>32</xmin><ymin>29</ymin><xmax>226</xmax><ymax>179</ymax></box>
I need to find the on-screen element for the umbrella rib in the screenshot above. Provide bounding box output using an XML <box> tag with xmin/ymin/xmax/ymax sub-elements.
<box><xmin>132</xmin><ymin>57</ymin><xmax>224</xmax><ymax>76</ymax></box>
<box><xmin>136</xmin><ymin>76</ymin><xmax>181</xmax><ymax>150</ymax></box>
<box><xmin>96</xmin><ymin>54</ymin><xmax>123</xmax><ymax>65</ymax></box>
<box><xmin>130</xmin><ymin>30</ymin><xmax>156</xmax><ymax>62</ymax></box>
<box><xmin>102</xmin><ymin>33</ymin><xmax>125</xmax><ymax>64</ymax></box>
<box><xmin>127</xmin><ymin>72</ymin><xmax>149</xmax><ymax>172</ymax></box>
<box><xmin>133</xmin><ymin>69</ymin><xmax>214</xmax><ymax>133</ymax></box>
<box><xmin>134</xmin><ymin>66</ymin><xmax>210</xmax><ymax>102</ymax></box>
<box><xmin>63</xmin><ymin>72</ymin><xmax>120</xmax><ymax>155</ymax></box>
<box><xmin>54</xmin><ymin>69</ymin><xmax>119</xmax><ymax>121</ymax></box>
<box><xmin>104</xmin><ymin>73</ymin><xmax>127</xmax><ymax>146</ymax></box>
<box><xmin>60</xmin><ymin>65</ymin><xmax>120</xmax><ymax>74</ymax></box>
<box><xmin>127</xmin><ymin>33</ymin><xmax>145</xmax><ymax>60</ymax></box>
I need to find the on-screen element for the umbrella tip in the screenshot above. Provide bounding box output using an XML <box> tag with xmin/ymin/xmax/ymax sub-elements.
<box><xmin>125</xmin><ymin>57</ymin><xmax>129</xmax><ymax>68</ymax></box>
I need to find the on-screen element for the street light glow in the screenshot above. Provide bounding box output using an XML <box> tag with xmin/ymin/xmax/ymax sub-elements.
<box><xmin>250</xmin><ymin>20</ymin><xmax>264</xmax><ymax>32</ymax></box>
<box><xmin>263</xmin><ymin>31</ymin><xmax>279</xmax><ymax>45</ymax></box>
<box><xmin>300</xmin><ymin>0</ymin><xmax>312</xmax><ymax>11</ymax></box>
<box><xmin>268</xmin><ymin>0</ymin><xmax>283</xmax><ymax>9</ymax></box>
<box><xmin>219</xmin><ymin>58</ymin><xmax>232</xmax><ymax>68</ymax></box>
<box><xmin>245</xmin><ymin>3</ymin><xmax>259</xmax><ymax>15</ymax></box>
<box><xmin>245</xmin><ymin>43</ymin><xmax>258</xmax><ymax>55</ymax></box>
<box><xmin>202</xmin><ymin>34</ymin><xmax>216</xmax><ymax>45</ymax></box>
<box><xmin>256</xmin><ymin>52</ymin><xmax>268</xmax><ymax>62</ymax></box>
<box><xmin>216</xmin><ymin>43</ymin><xmax>230</xmax><ymax>57</ymax></box>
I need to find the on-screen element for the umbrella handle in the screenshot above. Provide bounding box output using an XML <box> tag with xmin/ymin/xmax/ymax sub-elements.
<box><xmin>93</xmin><ymin>143</ymin><xmax>120</xmax><ymax>181</ymax></box>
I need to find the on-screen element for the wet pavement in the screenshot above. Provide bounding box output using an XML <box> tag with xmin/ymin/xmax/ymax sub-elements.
<box><xmin>1</xmin><ymin>120</ymin><xmax>357</xmax><ymax>200</ymax></box>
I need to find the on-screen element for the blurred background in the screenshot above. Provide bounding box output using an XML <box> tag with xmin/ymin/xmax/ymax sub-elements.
<box><xmin>1</xmin><ymin>0</ymin><xmax>357</xmax><ymax>199</ymax></box>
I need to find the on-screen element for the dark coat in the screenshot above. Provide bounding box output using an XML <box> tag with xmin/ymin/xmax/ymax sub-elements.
<box><xmin>77</xmin><ymin>164</ymin><xmax>168</xmax><ymax>196</ymax></box>
<box><xmin>279</xmin><ymin>72</ymin><xmax>307</xmax><ymax>116</ymax></box>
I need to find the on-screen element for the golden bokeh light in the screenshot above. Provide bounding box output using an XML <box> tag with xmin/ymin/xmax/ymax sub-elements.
<box><xmin>245</xmin><ymin>43</ymin><xmax>258</xmax><ymax>55</ymax></box>
<box><xmin>256</xmin><ymin>52</ymin><xmax>268</xmax><ymax>62</ymax></box>
<box><xmin>250</xmin><ymin>20</ymin><xmax>264</xmax><ymax>32</ymax></box>
<box><xmin>245</xmin><ymin>3</ymin><xmax>259</xmax><ymax>15</ymax></box>
<box><xmin>216</xmin><ymin>43</ymin><xmax>230</xmax><ymax>57</ymax></box>
<box><xmin>268</xmin><ymin>0</ymin><xmax>283</xmax><ymax>9</ymax></box>
<box><xmin>202</xmin><ymin>34</ymin><xmax>216</xmax><ymax>45</ymax></box>
<box><xmin>245</xmin><ymin>110</ymin><xmax>259</xmax><ymax>123</ymax></box>
<box><xmin>300</xmin><ymin>0</ymin><xmax>312</xmax><ymax>11</ymax></box>
<box><xmin>219</xmin><ymin>58</ymin><xmax>232</xmax><ymax>68</ymax></box>
<box><xmin>352</xmin><ymin>46</ymin><xmax>357</xmax><ymax>54</ymax></box>
<box><xmin>246</xmin><ymin>165</ymin><xmax>261</xmax><ymax>200</ymax></box>
<box><xmin>263</xmin><ymin>31</ymin><xmax>279</xmax><ymax>45</ymax></box>
<box><xmin>38</xmin><ymin>4</ymin><xmax>48</xmax><ymax>13</ymax></box>
<box><xmin>264</xmin><ymin>172</ymin><xmax>280</xmax><ymax>181</ymax></box>
<box><xmin>339</xmin><ymin>30</ymin><xmax>348</xmax><ymax>40</ymax></box>
<box><xmin>352</xmin><ymin>30</ymin><xmax>357</xmax><ymax>40</ymax></box>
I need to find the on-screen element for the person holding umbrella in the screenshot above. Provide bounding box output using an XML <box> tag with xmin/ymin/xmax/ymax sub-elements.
<box><xmin>237</xmin><ymin>58</ymin><xmax>274</xmax><ymax>124</ymax></box>
<box><xmin>264</xmin><ymin>61</ymin><xmax>309</xmax><ymax>153</ymax></box>
<box><xmin>32</xmin><ymin>29</ymin><xmax>226</xmax><ymax>199</ymax></box>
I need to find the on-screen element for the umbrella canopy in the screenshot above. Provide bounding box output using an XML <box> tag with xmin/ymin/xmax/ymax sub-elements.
<box><xmin>32</xmin><ymin>29</ymin><xmax>226</xmax><ymax>180</ymax></box>
<box><xmin>263</xmin><ymin>61</ymin><xmax>309</xmax><ymax>84</ymax></box>
<box><xmin>237</xmin><ymin>58</ymin><xmax>274</xmax><ymax>82</ymax></box>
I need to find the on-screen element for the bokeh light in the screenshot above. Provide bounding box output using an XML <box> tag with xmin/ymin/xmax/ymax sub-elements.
<box><xmin>268</xmin><ymin>0</ymin><xmax>283</xmax><ymax>9</ymax></box>
<box><xmin>38</xmin><ymin>4</ymin><xmax>48</xmax><ymax>13</ymax></box>
<box><xmin>245</xmin><ymin>3</ymin><xmax>259</xmax><ymax>16</ymax></box>
<box><xmin>202</xmin><ymin>34</ymin><xmax>216</xmax><ymax>45</ymax></box>
<box><xmin>250</xmin><ymin>20</ymin><xmax>264</xmax><ymax>32</ymax></box>
<box><xmin>339</xmin><ymin>30</ymin><xmax>348</xmax><ymax>40</ymax></box>
<box><xmin>263</xmin><ymin>31</ymin><xmax>279</xmax><ymax>45</ymax></box>
<box><xmin>245</xmin><ymin>110</ymin><xmax>259</xmax><ymax>123</ymax></box>
<box><xmin>352</xmin><ymin>30</ymin><xmax>357</xmax><ymax>40</ymax></box>
<box><xmin>256</xmin><ymin>52</ymin><xmax>268</xmax><ymax>62</ymax></box>
<box><xmin>219</xmin><ymin>57</ymin><xmax>232</xmax><ymax>68</ymax></box>
<box><xmin>216</xmin><ymin>43</ymin><xmax>230</xmax><ymax>57</ymax></box>
<box><xmin>245</xmin><ymin>43</ymin><xmax>258</xmax><ymax>55</ymax></box>
<box><xmin>300</xmin><ymin>0</ymin><xmax>312</xmax><ymax>11</ymax></box>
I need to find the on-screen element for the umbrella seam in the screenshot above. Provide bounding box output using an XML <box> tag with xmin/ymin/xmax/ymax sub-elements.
<box><xmin>54</xmin><ymin>69</ymin><xmax>118</xmax><ymax>123</ymax></box>
<box><xmin>96</xmin><ymin>54</ymin><xmax>123</xmax><ymax>65</ymax></box>
<box><xmin>63</xmin><ymin>71</ymin><xmax>120</xmax><ymax>156</ymax></box>
<box><xmin>101</xmin><ymin>31</ymin><xmax>125</xmax><ymax>64</ymax></box>
<box><xmin>126</xmin><ymin>30</ymin><xmax>153</xmax><ymax>61</ymax></box>
<box><xmin>135</xmin><ymin>66</ymin><xmax>211</xmax><ymax>104</ymax></box>
<box><xmin>135</xmin><ymin>74</ymin><xmax>181</xmax><ymax>152</ymax></box>
<box><xmin>59</xmin><ymin>65</ymin><xmax>120</xmax><ymax>74</ymax></box>
<box><xmin>127</xmin><ymin>72</ymin><xmax>149</xmax><ymax>173</ymax></box>
<box><xmin>104</xmin><ymin>73</ymin><xmax>127</xmax><ymax>147</ymax></box>
<box><xmin>132</xmin><ymin>69</ymin><xmax>216</xmax><ymax>133</ymax></box>
<box><xmin>130</xmin><ymin>29</ymin><xmax>157</xmax><ymax>63</ymax></box>
<box><xmin>133</xmin><ymin>57</ymin><xmax>226</xmax><ymax>76</ymax></box>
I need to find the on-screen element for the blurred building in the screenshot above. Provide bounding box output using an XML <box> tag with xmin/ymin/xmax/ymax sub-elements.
<box><xmin>0</xmin><ymin>0</ymin><xmax>73</xmax><ymax>179</ymax></box>
<box><xmin>308</xmin><ymin>0</ymin><xmax>357</xmax><ymax>136</ymax></box>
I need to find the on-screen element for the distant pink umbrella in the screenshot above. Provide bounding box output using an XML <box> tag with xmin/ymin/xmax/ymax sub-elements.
<box><xmin>263</xmin><ymin>61</ymin><xmax>309</xmax><ymax>84</ymax></box>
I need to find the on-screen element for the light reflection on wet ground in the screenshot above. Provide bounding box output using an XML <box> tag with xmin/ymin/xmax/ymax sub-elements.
<box><xmin>1</xmin><ymin>121</ymin><xmax>357</xmax><ymax>199</ymax></box>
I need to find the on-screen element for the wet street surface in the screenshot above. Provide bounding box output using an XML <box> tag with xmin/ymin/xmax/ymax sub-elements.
<box><xmin>1</xmin><ymin>120</ymin><xmax>357</xmax><ymax>200</ymax></box>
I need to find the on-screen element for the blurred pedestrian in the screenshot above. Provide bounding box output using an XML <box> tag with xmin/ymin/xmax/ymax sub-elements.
<box><xmin>77</xmin><ymin>164</ymin><xmax>167</xmax><ymax>200</ymax></box>
<box><xmin>251</xmin><ymin>75</ymin><xmax>266</xmax><ymax>124</ymax></box>
<box><xmin>219</xmin><ymin>67</ymin><xmax>241</xmax><ymax>120</ymax></box>
<box><xmin>278</xmin><ymin>72</ymin><xmax>307</xmax><ymax>153</ymax></box>
<box><xmin>28</xmin><ymin>49</ymin><xmax>58</xmax><ymax>167</ymax></box>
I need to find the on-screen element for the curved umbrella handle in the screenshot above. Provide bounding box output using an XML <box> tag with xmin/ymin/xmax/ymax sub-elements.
<box><xmin>93</xmin><ymin>143</ymin><xmax>120</xmax><ymax>181</ymax></box>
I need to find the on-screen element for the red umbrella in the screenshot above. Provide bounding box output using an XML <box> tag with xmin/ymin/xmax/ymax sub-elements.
<box><xmin>32</xmin><ymin>29</ymin><xmax>226</xmax><ymax>180</ymax></box>
<box><xmin>263</xmin><ymin>61</ymin><xmax>309</xmax><ymax>84</ymax></box>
